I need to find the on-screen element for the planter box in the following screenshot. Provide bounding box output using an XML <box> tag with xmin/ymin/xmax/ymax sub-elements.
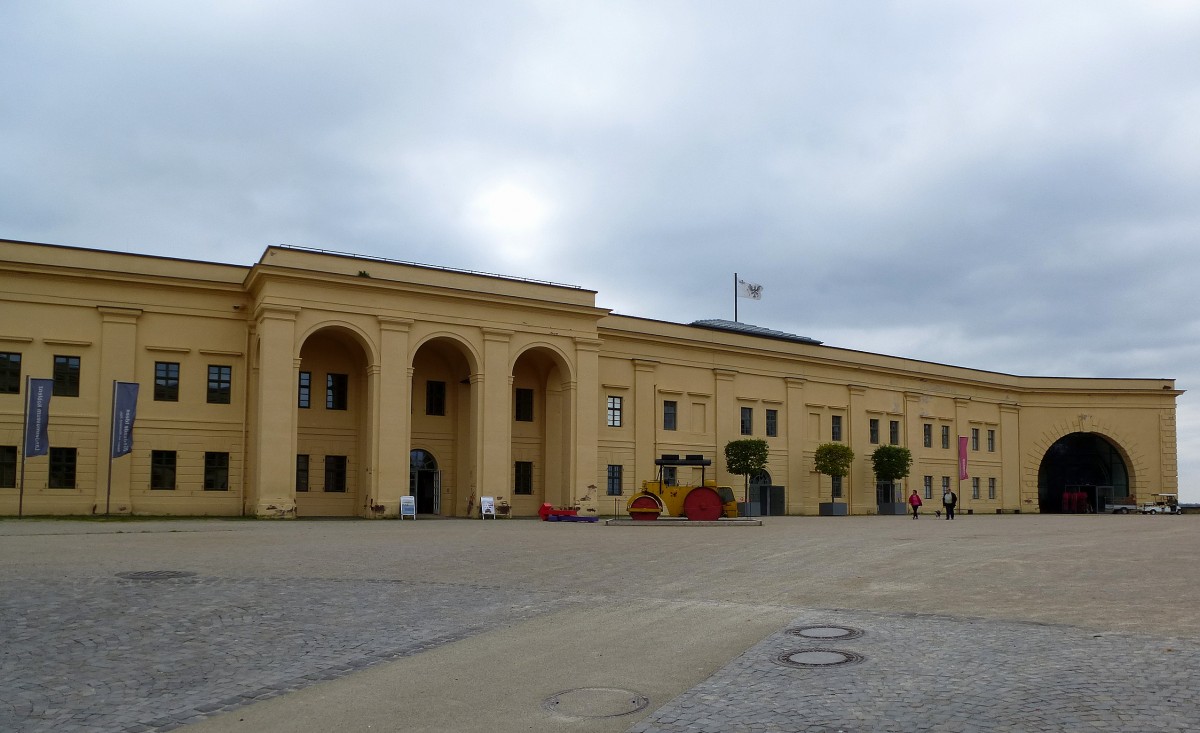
<box><xmin>819</xmin><ymin>502</ymin><xmax>849</xmax><ymax>516</ymax></box>
<box><xmin>877</xmin><ymin>502</ymin><xmax>908</xmax><ymax>515</ymax></box>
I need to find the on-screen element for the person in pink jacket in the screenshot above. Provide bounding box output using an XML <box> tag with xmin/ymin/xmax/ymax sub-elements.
<box><xmin>908</xmin><ymin>490</ymin><xmax>923</xmax><ymax>519</ymax></box>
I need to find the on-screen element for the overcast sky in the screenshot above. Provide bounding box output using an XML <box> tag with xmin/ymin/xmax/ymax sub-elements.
<box><xmin>3</xmin><ymin>1</ymin><xmax>1197</xmax><ymax>501</ymax></box>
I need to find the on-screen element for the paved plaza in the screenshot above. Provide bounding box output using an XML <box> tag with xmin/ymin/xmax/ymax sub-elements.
<box><xmin>1</xmin><ymin>513</ymin><xmax>1198</xmax><ymax>732</ymax></box>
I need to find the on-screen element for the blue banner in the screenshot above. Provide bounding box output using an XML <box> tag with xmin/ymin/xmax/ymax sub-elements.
<box><xmin>24</xmin><ymin>378</ymin><xmax>53</xmax><ymax>457</ymax></box>
<box><xmin>111</xmin><ymin>382</ymin><xmax>139</xmax><ymax>458</ymax></box>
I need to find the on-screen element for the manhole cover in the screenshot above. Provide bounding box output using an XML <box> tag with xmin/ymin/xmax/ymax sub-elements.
<box><xmin>115</xmin><ymin>570</ymin><xmax>198</xmax><ymax>580</ymax></box>
<box><xmin>773</xmin><ymin>648</ymin><xmax>864</xmax><ymax>669</ymax></box>
<box><xmin>787</xmin><ymin>625</ymin><xmax>865</xmax><ymax>640</ymax></box>
<box><xmin>542</xmin><ymin>687</ymin><xmax>649</xmax><ymax>719</ymax></box>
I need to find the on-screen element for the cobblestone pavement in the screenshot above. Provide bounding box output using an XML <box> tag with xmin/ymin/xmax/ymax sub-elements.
<box><xmin>1</xmin><ymin>516</ymin><xmax>1198</xmax><ymax>732</ymax></box>
<box><xmin>1</xmin><ymin>574</ymin><xmax>579</xmax><ymax>733</ymax></box>
<box><xmin>627</xmin><ymin>608</ymin><xmax>1200</xmax><ymax>733</ymax></box>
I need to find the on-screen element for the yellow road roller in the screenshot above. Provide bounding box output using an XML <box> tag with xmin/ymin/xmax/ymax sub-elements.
<box><xmin>626</xmin><ymin>454</ymin><xmax>739</xmax><ymax>521</ymax></box>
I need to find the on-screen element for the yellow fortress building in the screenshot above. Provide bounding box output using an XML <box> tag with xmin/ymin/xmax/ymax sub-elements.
<box><xmin>0</xmin><ymin>238</ymin><xmax>1182</xmax><ymax>518</ymax></box>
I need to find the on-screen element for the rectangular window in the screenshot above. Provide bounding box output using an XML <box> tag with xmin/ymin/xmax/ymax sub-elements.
<box><xmin>204</xmin><ymin>452</ymin><xmax>229</xmax><ymax>490</ymax></box>
<box><xmin>296</xmin><ymin>454</ymin><xmax>309</xmax><ymax>492</ymax></box>
<box><xmin>740</xmin><ymin>407</ymin><xmax>753</xmax><ymax>436</ymax></box>
<box><xmin>53</xmin><ymin>355</ymin><xmax>81</xmax><ymax>397</ymax></box>
<box><xmin>426</xmin><ymin>380</ymin><xmax>446</xmax><ymax>416</ymax></box>
<box><xmin>150</xmin><ymin>450</ymin><xmax>176</xmax><ymax>490</ymax></box>
<box><xmin>663</xmin><ymin>400</ymin><xmax>677</xmax><ymax>431</ymax></box>
<box><xmin>514</xmin><ymin>460</ymin><xmax>533</xmax><ymax>495</ymax></box>
<box><xmin>327</xmin><ymin>373</ymin><xmax>348</xmax><ymax>410</ymax></box>
<box><xmin>971</xmin><ymin>428</ymin><xmax>980</xmax><ymax>451</ymax></box>
<box><xmin>923</xmin><ymin>475</ymin><xmax>933</xmax><ymax>500</ymax></box>
<box><xmin>987</xmin><ymin>429</ymin><xmax>996</xmax><ymax>452</ymax></box>
<box><xmin>766</xmin><ymin>409</ymin><xmax>778</xmax><ymax>437</ymax></box>
<box><xmin>869</xmin><ymin>418</ymin><xmax>879</xmax><ymax>444</ymax></box>
<box><xmin>831</xmin><ymin>415</ymin><xmax>843</xmax><ymax>441</ymax></box>
<box><xmin>988</xmin><ymin>477</ymin><xmax>997</xmax><ymax>500</ymax></box>
<box><xmin>49</xmin><ymin>447</ymin><xmax>77</xmax><ymax>489</ymax></box>
<box><xmin>662</xmin><ymin>466</ymin><xmax>677</xmax><ymax>486</ymax></box>
<box><xmin>942</xmin><ymin>476</ymin><xmax>951</xmax><ymax>494</ymax></box>
<box><xmin>0</xmin><ymin>352</ymin><xmax>20</xmax><ymax>394</ymax></box>
<box><xmin>923</xmin><ymin>423</ymin><xmax>932</xmax><ymax>448</ymax></box>
<box><xmin>606</xmin><ymin>464</ymin><xmax>623</xmax><ymax>496</ymax></box>
<box><xmin>941</xmin><ymin>425</ymin><xmax>950</xmax><ymax>449</ymax></box>
<box><xmin>207</xmin><ymin>365</ymin><xmax>232</xmax><ymax>404</ymax></box>
<box><xmin>890</xmin><ymin>420</ymin><xmax>900</xmax><ymax>445</ymax></box>
<box><xmin>0</xmin><ymin>446</ymin><xmax>16</xmax><ymax>488</ymax></box>
<box><xmin>831</xmin><ymin>475</ymin><xmax>843</xmax><ymax>499</ymax></box>
<box><xmin>606</xmin><ymin>396</ymin><xmax>623</xmax><ymax>427</ymax></box>
<box><xmin>972</xmin><ymin>477</ymin><xmax>981</xmax><ymax>499</ymax></box>
<box><xmin>155</xmin><ymin>362</ymin><xmax>180</xmax><ymax>402</ymax></box>
<box><xmin>514</xmin><ymin>388</ymin><xmax>534</xmax><ymax>422</ymax></box>
<box><xmin>324</xmin><ymin>455</ymin><xmax>347</xmax><ymax>492</ymax></box>
<box><xmin>298</xmin><ymin>371</ymin><xmax>311</xmax><ymax>409</ymax></box>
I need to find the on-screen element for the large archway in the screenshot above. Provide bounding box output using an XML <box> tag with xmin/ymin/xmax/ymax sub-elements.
<box><xmin>510</xmin><ymin>345</ymin><xmax>575</xmax><ymax>514</ymax></box>
<box><xmin>1037</xmin><ymin>432</ymin><xmax>1130</xmax><ymax>513</ymax></box>
<box><xmin>410</xmin><ymin>336</ymin><xmax>476</xmax><ymax>516</ymax></box>
<box><xmin>295</xmin><ymin>326</ymin><xmax>371</xmax><ymax>517</ymax></box>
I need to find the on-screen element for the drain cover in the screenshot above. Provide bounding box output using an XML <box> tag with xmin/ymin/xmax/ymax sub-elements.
<box><xmin>542</xmin><ymin>687</ymin><xmax>649</xmax><ymax>719</ymax></box>
<box><xmin>115</xmin><ymin>570</ymin><xmax>197</xmax><ymax>580</ymax></box>
<box><xmin>787</xmin><ymin>625</ymin><xmax>865</xmax><ymax>640</ymax></box>
<box><xmin>773</xmin><ymin>648</ymin><xmax>864</xmax><ymax>669</ymax></box>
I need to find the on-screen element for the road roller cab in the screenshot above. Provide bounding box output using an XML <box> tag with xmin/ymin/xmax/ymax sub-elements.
<box><xmin>626</xmin><ymin>454</ymin><xmax>739</xmax><ymax>521</ymax></box>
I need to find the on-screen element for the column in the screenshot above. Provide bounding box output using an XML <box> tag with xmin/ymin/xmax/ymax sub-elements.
<box><xmin>372</xmin><ymin>317</ymin><xmax>413</xmax><ymax>517</ymax></box>
<box><xmin>999</xmin><ymin>404</ymin><xmax>1022</xmax><ymax>511</ymax></box>
<box><xmin>252</xmin><ymin>305</ymin><xmax>300</xmax><ymax>517</ymax></box>
<box><xmin>848</xmin><ymin>385</ymin><xmax>866</xmax><ymax>513</ymax></box>
<box><xmin>785</xmin><ymin>377</ymin><xmax>806</xmax><ymax>514</ymax></box>
<box><xmin>954</xmin><ymin>397</ymin><xmax>971</xmax><ymax>513</ymax></box>
<box><xmin>713</xmin><ymin>369</ymin><xmax>737</xmax><ymax>485</ymax></box>
<box><xmin>573</xmin><ymin>338</ymin><xmax>601</xmax><ymax>512</ymax></box>
<box><xmin>633</xmin><ymin>359</ymin><xmax>658</xmax><ymax>486</ymax></box>
<box><xmin>479</xmin><ymin>329</ymin><xmax>513</xmax><ymax>506</ymax></box>
<box><xmin>96</xmin><ymin>307</ymin><xmax>141</xmax><ymax>515</ymax></box>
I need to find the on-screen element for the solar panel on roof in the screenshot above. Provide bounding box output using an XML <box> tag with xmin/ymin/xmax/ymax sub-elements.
<box><xmin>689</xmin><ymin>319</ymin><xmax>822</xmax><ymax>345</ymax></box>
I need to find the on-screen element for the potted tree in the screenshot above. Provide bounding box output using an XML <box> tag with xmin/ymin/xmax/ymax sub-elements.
<box><xmin>870</xmin><ymin>445</ymin><xmax>913</xmax><ymax>515</ymax></box>
<box><xmin>725</xmin><ymin>438</ymin><xmax>769</xmax><ymax>517</ymax></box>
<box><xmin>814</xmin><ymin>442</ymin><xmax>854</xmax><ymax>516</ymax></box>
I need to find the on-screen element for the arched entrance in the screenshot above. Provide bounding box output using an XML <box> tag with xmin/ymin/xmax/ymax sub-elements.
<box><xmin>410</xmin><ymin>336</ymin><xmax>477</xmax><ymax>517</ymax></box>
<box><xmin>410</xmin><ymin>449</ymin><xmax>440</xmax><ymax>514</ymax></box>
<box><xmin>1037</xmin><ymin>432</ymin><xmax>1130</xmax><ymax>513</ymax></box>
<box><xmin>749</xmin><ymin>469</ymin><xmax>785</xmax><ymax>516</ymax></box>
<box><xmin>295</xmin><ymin>325</ymin><xmax>370</xmax><ymax>517</ymax></box>
<box><xmin>510</xmin><ymin>345</ymin><xmax>575</xmax><ymax>514</ymax></box>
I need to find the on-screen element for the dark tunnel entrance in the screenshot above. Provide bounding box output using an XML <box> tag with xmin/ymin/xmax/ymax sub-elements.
<box><xmin>1037</xmin><ymin>433</ymin><xmax>1129</xmax><ymax>513</ymax></box>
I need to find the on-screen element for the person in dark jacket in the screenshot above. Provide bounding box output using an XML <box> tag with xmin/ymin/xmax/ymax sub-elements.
<box><xmin>942</xmin><ymin>489</ymin><xmax>957</xmax><ymax>519</ymax></box>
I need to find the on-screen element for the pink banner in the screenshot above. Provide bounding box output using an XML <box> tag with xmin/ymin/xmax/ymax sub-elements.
<box><xmin>958</xmin><ymin>435</ymin><xmax>969</xmax><ymax>479</ymax></box>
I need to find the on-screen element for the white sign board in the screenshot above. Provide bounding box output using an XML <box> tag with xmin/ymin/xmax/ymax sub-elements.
<box><xmin>480</xmin><ymin>496</ymin><xmax>496</xmax><ymax>519</ymax></box>
<box><xmin>400</xmin><ymin>495</ymin><xmax>416</xmax><ymax>519</ymax></box>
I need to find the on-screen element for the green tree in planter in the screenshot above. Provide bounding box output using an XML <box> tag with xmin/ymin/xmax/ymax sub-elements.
<box><xmin>870</xmin><ymin>445</ymin><xmax>913</xmax><ymax>503</ymax></box>
<box><xmin>725</xmin><ymin>438</ymin><xmax>770</xmax><ymax>504</ymax></box>
<box><xmin>813</xmin><ymin>442</ymin><xmax>855</xmax><ymax>501</ymax></box>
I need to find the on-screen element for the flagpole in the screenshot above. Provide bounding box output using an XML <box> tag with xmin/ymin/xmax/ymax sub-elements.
<box><xmin>734</xmin><ymin>272</ymin><xmax>738</xmax><ymax>323</ymax></box>
<box><xmin>18</xmin><ymin>376</ymin><xmax>29</xmax><ymax>519</ymax></box>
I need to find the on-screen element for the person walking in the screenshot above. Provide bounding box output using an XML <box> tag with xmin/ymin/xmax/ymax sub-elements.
<box><xmin>908</xmin><ymin>490</ymin><xmax>923</xmax><ymax>519</ymax></box>
<box><xmin>943</xmin><ymin>488</ymin><xmax>958</xmax><ymax>520</ymax></box>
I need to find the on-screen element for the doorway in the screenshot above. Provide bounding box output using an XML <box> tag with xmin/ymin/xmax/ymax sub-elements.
<box><xmin>410</xmin><ymin>449</ymin><xmax>441</xmax><ymax>515</ymax></box>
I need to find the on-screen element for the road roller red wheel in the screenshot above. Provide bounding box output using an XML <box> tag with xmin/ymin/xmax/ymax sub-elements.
<box><xmin>682</xmin><ymin>486</ymin><xmax>723</xmax><ymax>521</ymax></box>
<box><xmin>628</xmin><ymin>495</ymin><xmax>661</xmax><ymax>521</ymax></box>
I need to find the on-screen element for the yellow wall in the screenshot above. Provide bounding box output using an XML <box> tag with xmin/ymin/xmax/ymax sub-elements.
<box><xmin>0</xmin><ymin>239</ymin><xmax>1182</xmax><ymax>518</ymax></box>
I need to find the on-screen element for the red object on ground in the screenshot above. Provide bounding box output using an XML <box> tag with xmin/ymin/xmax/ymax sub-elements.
<box><xmin>627</xmin><ymin>495</ymin><xmax>661</xmax><ymax>521</ymax></box>
<box><xmin>538</xmin><ymin>503</ymin><xmax>579</xmax><ymax>521</ymax></box>
<box><xmin>682</xmin><ymin>486</ymin><xmax>723</xmax><ymax>521</ymax></box>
